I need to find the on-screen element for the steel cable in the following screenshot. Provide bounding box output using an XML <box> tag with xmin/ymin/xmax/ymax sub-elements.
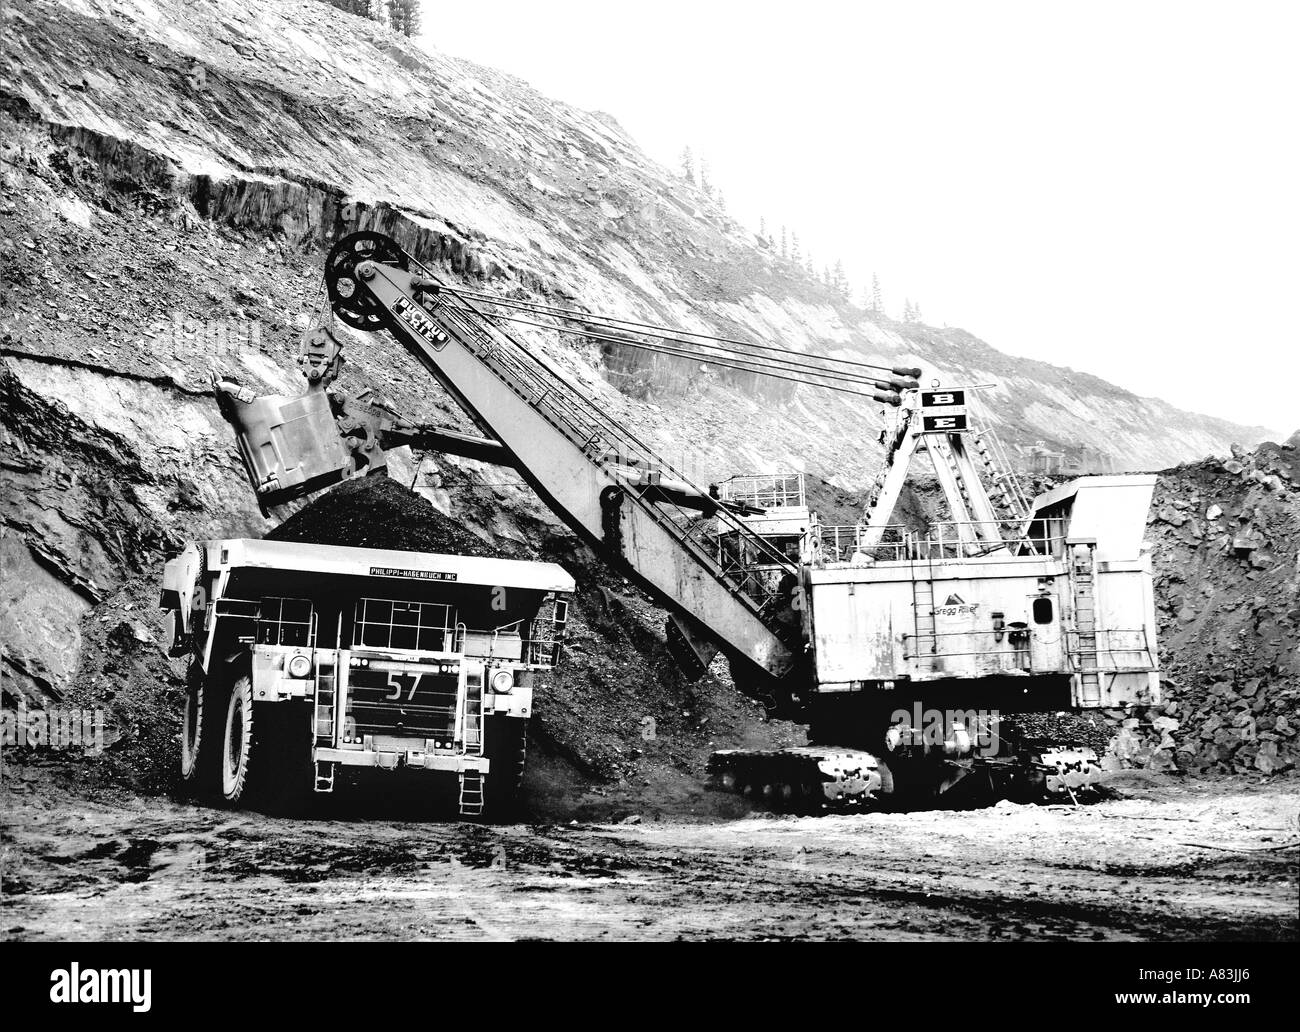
<box><xmin>452</xmin><ymin>285</ymin><xmax>922</xmax><ymax>379</ymax></box>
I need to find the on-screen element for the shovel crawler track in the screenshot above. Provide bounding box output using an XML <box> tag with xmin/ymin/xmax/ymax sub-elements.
<box><xmin>709</xmin><ymin>709</ymin><xmax>1117</xmax><ymax>813</ymax></box>
<box><xmin>707</xmin><ymin>747</ymin><xmax>891</xmax><ymax>812</ymax></box>
<box><xmin>995</xmin><ymin>713</ymin><xmax>1115</xmax><ymax>800</ymax></box>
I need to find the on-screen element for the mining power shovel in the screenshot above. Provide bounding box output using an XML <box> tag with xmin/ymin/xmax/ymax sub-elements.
<box><xmin>207</xmin><ymin>230</ymin><xmax>1160</xmax><ymax>812</ymax></box>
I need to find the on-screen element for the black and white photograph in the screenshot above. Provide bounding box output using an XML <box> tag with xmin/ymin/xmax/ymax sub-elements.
<box><xmin>0</xmin><ymin>0</ymin><xmax>1296</xmax><ymax>987</ymax></box>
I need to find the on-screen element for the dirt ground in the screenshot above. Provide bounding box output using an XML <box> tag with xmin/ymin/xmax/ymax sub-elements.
<box><xmin>3</xmin><ymin>771</ymin><xmax>1296</xmax><ymax>942</ymax></box>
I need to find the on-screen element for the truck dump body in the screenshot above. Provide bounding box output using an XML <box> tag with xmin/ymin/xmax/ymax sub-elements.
<box><xmin>165</xmin><ymin>538</ymin><xmax>572</xmax><ymax>593</ymax></box>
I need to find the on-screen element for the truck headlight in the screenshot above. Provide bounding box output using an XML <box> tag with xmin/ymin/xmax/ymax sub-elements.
<box><xmin>287</xmin><ymin>654</ymin><xmax>313</xmax><ymax>678</ymax></box>
<box><xmin>490</xmin><ymin>669</ymin><xmax>514</xmax><ymax>694</ymax></box>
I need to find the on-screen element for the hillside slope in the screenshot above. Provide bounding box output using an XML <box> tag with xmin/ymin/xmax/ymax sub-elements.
<box><xmin>0</xmin><ymin>0</ymin><xmax>1270</xmax><ymax>482</ymax></box>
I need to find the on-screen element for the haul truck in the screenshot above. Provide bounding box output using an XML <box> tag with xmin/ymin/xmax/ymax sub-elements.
<box><xmin>161</xmin><ymin>538</ymin><xmax>572</xmax><ymax>816</ymax></box>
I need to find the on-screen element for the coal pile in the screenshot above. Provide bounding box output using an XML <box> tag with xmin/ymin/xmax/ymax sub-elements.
<box><xmin>267</xmin><ymin>474</ymin><xmax>512</xmax><ymax>559</ymax></box>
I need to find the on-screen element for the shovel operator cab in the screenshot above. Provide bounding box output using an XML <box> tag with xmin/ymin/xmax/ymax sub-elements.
<box><xmin>161</xmin><ymin>538</ymin><xmax>573</xmax><ymax>817</ymax></box>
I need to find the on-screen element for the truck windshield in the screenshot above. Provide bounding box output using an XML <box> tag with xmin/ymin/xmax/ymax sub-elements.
<box><xmin>353</xmin><ymin>598</ymin><xmax>454</xmax><ymax>652</ymax></box>
<box><xmin>256</xmin><ymin>597</ymin><xmax>314</xmax><ymax>647</ymax></box>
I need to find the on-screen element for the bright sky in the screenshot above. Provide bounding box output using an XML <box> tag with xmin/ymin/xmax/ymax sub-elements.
<box><xmin>418</xmin><ymin>1</ymin><xmax>1298</xmax><ymax>433</ymax></box>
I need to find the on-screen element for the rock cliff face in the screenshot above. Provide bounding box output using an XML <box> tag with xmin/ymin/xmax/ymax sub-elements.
<box><xmin>0</xmin><ymin>0</ymin><xmax>1289</xmax><ymax>798</ymax></box>
<box><xmin>2</xmin><ymin>0</ymin><xmax>1269</xmax><ymax>471</ymax></box>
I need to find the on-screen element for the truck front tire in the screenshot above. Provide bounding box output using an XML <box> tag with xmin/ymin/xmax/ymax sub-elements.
<box><xmin>220</xmin><ymin>674</ymin><xmax>314</xmax><ymax>813</ymax></box>
<box><xmin>221</xmin><ymin>675</ymin><xmax>256</xmax><ymax>803</ymax></box>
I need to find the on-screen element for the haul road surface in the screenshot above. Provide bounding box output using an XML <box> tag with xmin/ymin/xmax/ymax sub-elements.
<box><xmin>3</xmin><ymin>774</ymin><xmax>1296</xmax><ymax>941</ymax></box>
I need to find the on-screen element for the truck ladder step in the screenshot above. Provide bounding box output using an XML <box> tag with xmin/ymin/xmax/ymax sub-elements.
<box><xmin>459</xmin><ymin>769</ymin><xmax>484</xmax><ymax>816</ymax></box>
<box><xmin>314</xmin><ymin>659</ymin><xmax>337</xmax><ymax>745</ymax></box>
<box><xmin>314</xmin><ymin>760</ymin><xmax>335</xmax><ymax>793</ymax></box>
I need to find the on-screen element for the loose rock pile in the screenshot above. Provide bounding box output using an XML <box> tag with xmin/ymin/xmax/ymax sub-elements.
<box><xmin>1112</xmin><ymin>435</ymin><xmax>1299</xmax><ymax>775</ymax></box>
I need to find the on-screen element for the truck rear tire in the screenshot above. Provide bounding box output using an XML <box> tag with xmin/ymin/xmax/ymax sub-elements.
<box><xmin>220</xmin><ymin>675</ymin><xmax>314</xmax><ymax>813</ymax></box>
<box><xmin>180</xmin><ymin>662</ymin><xmax>225</xmax><ymax>798</ymax></box>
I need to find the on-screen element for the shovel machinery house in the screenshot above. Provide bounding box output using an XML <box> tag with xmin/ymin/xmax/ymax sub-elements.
<box><xmin>188</xmin><ymin>230</ymin><xmax>1159</xmax><ymax>813</ymax></box>
<box><xmin>711</xmin><ymin>392</ymin><xmax>1159</xmax><ymax>806</ymax></box>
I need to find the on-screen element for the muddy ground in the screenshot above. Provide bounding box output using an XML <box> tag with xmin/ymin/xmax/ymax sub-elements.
<box><xmin>3</xmin><ymin>770</ymin><xmax>1296</xmax><ymax>941</ymax></box>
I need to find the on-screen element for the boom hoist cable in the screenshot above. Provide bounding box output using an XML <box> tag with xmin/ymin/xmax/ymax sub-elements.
<box><xmin>419</xmin><ymin>290</ymin><xmax>921</xmax><ymax>404</ymax></box>
<box><xmin>487</xmin><ymin>309</ymin><xmax>914</xmax><ymax>392</ymax></box>
<box><xmin>461</xmin><ymin>304</ymin><xmax>921</xmax><ymax>402</ymax></box>
<box><xmin>482</xmin><ymin>311</ymin><xmax>910</xmax><ymax>404</ymax></box>
<box><xmin>461</xmin><ymin>292</ymin><xmax>921</xmax><ymax>390</ymax></box>
<box><xmin>451</xmin><ymin>285</ymin><xmax>924</xmax><ymax>379</ymax></box>
<box><xmin>312</xmin><ymin>232</ymin><xmax>919</xmax><ymax>457</ymax></box>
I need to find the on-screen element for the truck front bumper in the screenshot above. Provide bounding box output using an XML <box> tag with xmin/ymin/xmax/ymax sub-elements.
<box><xmin>315</xmin><ymin>746</ymin><xmax>490</xmax><ymax>773</ymax></box>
